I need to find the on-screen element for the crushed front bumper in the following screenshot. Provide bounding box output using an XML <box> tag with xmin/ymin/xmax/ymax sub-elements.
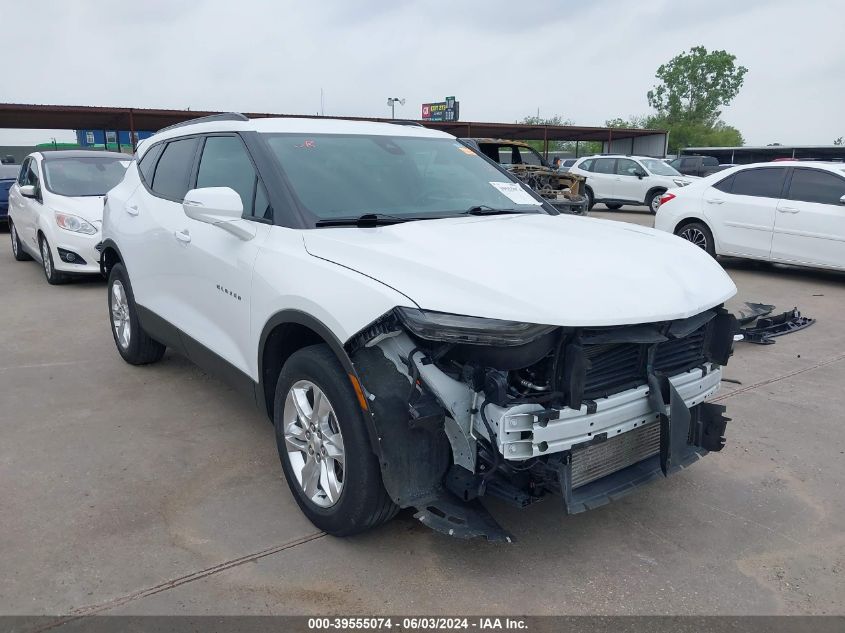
<box><xmin>487</xmin><ymin>365</ymin><xmax>722</xmax><ymax>460</ymax></box>
<box><xmin>551</xmin><ymin>194</ymin><xmax>589</xmax><ymax>215</ymax></box>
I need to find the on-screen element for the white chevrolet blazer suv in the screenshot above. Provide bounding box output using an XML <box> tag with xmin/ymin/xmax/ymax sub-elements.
<box><xmin>101</xmin><ymin>114</ymin><xmax>738</xmax><ymax>541</ymax></box>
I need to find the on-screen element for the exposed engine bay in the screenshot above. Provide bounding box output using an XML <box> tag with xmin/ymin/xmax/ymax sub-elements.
<box><xmin>347</xmin><ymin>307</ymin><xmax>737</xmax><ymax>541</ymax></box>
<box><xmin>460</xmin><ymin>138</ymin><xmax>588</xmax><ymax>215</ymax></box>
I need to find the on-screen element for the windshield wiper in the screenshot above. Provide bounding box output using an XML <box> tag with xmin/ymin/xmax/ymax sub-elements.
<box><xmin>315</xmin><ymin>213</ymin><xmax>417</xmax><ymax>228</ymax></box>
<box><xmin>462</xmin><ymin>205</ymin><xmax>525</xmax><ymax>216</ymax></box>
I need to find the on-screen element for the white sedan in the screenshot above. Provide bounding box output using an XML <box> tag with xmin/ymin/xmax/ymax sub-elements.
<box><xmin>655</xmin><ymin>161</ymin><xmax>845</xmax><ymax>272</ymax></box>
<box><xmin>7</xmin><ymin>150</ymin><xmax>130</xmax><ymax>284</ymax></box>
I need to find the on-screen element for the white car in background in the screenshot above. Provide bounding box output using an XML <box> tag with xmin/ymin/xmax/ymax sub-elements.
<box><xmin>568</xmin><ymin>154</ymin><xmax>693</xmax><ymax>213</ymax></box>
<box><xmin>655</xmin><ymin>161</ymin><xmax>845</xmax><ymax>272</ymax></box>
<box><xmin>7</xmin><ymin>151</ymin><xmax>130</xmax><ymax>284</ymax></box>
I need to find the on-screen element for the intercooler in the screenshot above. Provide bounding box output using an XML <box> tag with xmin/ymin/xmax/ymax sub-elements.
<box><xmin>570</xmin><ymin>420</ymin><xmax>661</xmax><ymax>489</ymax></box>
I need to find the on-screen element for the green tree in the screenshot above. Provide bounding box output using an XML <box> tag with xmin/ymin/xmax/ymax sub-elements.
<box><xmin>647</xmin><ymin>46</ymin><xmax>748</xmax><ymax>126</ymax></box>
<box><xmin>834</xmin><ymin>137</ymin><xmax>843</xmax><ymax>146</ymax></box>
<box><xmin>604</xmin><ymin>115</ymin><xmax>652</xmax><ymax>129</ymax></box>
<box><xmin>650</xmin><ymin>117</ymin><xmax>743</xmax><ymax>154</ymax></box>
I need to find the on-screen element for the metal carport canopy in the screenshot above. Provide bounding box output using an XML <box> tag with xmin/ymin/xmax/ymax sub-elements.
<box><xmin>0</xmin><ymin>103</ymin><xmax>665</xmax><ymax>143</ymax></box>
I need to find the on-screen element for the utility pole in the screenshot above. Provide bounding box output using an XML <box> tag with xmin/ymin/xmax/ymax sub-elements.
<box><xmin>387</xmin><ymin>97</ymin><xmax>405</xmax><ymax>119</ymax></box>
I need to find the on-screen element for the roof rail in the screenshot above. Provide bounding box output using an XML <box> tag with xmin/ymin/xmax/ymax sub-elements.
<box><xmin>389</xmin><ymin>120</ymin><xmax>424</xmax><ymax>127</ymax></box>
<box><xmin>157</xmin><ymin>112</ymin><xmax>249</xmax><ymax>133</ymax></box>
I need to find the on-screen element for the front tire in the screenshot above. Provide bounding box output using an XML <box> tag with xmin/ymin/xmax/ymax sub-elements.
<box><xmin>39</xmin><ymin>235</ymin><xmax>67</xmax><ymax>284</ymax></box>
<box><xmin>274</xmin><ymin>345</ymin><xmax>397</xmax><ymax>536</ymax></box>
<box><xmin>676</xmin><ymin>221</ymin><xmax>716</xmax><ymax>258</ymax></box>
<box><xmin>108</xmin><ymin>263</ymin><xmax>166</xmax><ymax>365</ymax></box>
<box><xmin>646</xmin><ymin>189</ymin><xmax>666</xmax><ymax>214</ymax></box>
<box><xmin>9</xmin><ymin>220</ymin><xmax>31</xmax><ymax>261</ymax></box>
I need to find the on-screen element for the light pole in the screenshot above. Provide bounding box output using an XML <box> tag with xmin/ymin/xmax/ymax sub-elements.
<box><xmin>387</xmin><ymin>97</ymin><xmax>405</xmax><ymax>119</ymax></box>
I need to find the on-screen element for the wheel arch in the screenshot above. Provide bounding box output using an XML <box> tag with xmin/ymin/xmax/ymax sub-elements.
<box><xmin>645</xmin><ymin>185</ymin><xmax>668</xmax><ymax>203</ymax></box>
<box><xmin>673</xmin><ymin>216</ymin><xmax>720</xmax><ymax>255</ymax></box>
<box><xmin>257</xmin><ymin>309</ymin><xmax>383</xmax><ymax>456</ymax></box>
<box><xmin>99</xmin><ymin>238</ymin><xmax>124</xmax><ymax>276</ymax></box>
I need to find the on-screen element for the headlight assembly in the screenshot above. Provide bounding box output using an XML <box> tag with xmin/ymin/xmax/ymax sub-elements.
<box><xmin>55</xmin><ymin>211</ymin><xmax>97</xmax><ymax>235</ymax></box>
<box><xmin>395</xmin><ymin>307</ymin><xmax>556</xmax><ymax>347</ymax></box>
<box><xmin>672</xmin><ymin>179</ymin><xmax>690</xmax><ymax>187</ymax></box>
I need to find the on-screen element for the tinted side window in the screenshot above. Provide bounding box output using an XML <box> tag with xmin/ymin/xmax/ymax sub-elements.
<box><xmin>731</xmin><ymin>168</ymin><xmax>786</xmax><ymax>198</ymax></box>
<box><xmin>615</xmin><ymin>158</ymin><xmax>641</xmax><ymax>176</ymax></box>
<box><xmin>196</xmin><ymin>136</ymin><xmax>258</xmax><ymax>214</ymax></box>
<box><xmin>24</xmin><ymin>161</ymin><xmax>41</xmax><ymax>190</ymax></box>
<box><xmin>18</xmin><ymin>158</ymin><xmax>30</xmax><ymax>185</ymax></box>
<box><xmin>151</xmin><ymin>138</ymin><xmax>200</xmax><ymax>200</ymax></box>
<box><xmin>787</xmin><ymin>168</ymin><xmax>845</xmax><ymax>205</ymax></box>
<box><xmin>138</xmin><ymin>143</ymin><xmax>164</xmax><ymax>185</ymax></box>
<box><xmin>669</xmin><ymin>158</ymin><xmax>682</xmax><ymax>169</ymax></box>
<box><xmin>253</xmin><ymin>182</ymin><xmax>273</xmax><ymax>221</ymax></box>
<box><xmin>579</xmin><ymin>159</ymin><xmax>594</xmax><ymax>172</ymax></box>
<box><xmin>713</xmin><ymin>174</ymin><xmax>735</xmax><ymax>193</ymax></box>
<box><xmin>702</xmin><ymin>157</ymin><xmax>718</xmax><ymax>167</ymax></box>
<box><xmin>593</xmin><ymin>159</ymin><xmax>616</xmax><ymax>174</ymax></box>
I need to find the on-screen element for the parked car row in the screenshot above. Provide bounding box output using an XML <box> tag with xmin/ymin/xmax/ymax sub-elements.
<box><xmin>5</xmin><ymin>116</ymin><xmax>738</xmax><ymax>541</ymax></box>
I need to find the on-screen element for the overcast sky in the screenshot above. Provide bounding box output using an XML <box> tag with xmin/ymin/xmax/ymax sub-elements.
<box><xmin>1</xmin><ymin>0</ymin><xmax>842</xmax><ymax>146</ymax></box>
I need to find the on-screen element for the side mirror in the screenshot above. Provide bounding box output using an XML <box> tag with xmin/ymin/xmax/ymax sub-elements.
<box><xmin>20</xmin><ymin>184</ymin><xmax>36</xmax><ymax>198</ymax></box>
<box><xmin>182</xmin><ymin>187</ymin><xmax>255</xmax><ymax>240</ymax></box>
<box><xmin>636</xmin><ymin>171</ymin><xmax>646</xmax><ymax>179</ymax></box>
<box><xmin>840</xmin><ymin>195</ymin><xmax>845</xmax><ymax>205</ymax></box>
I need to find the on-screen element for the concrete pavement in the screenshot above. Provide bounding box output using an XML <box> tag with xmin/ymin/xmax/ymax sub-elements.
<box><xmin>1</xmin><ymin>214</ymin><xmax>843</xmax><ymax>617</ymax></box>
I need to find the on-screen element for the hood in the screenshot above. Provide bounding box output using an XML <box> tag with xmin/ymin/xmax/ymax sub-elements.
<box><xmin>303</xmin><ymin>214</ymin><xmax>736</xmax><ymax>327</ymax></box>
<box><xmin>46</xmin><ymin>194</ymin><xmax>105</xmax><ymax>223</ymax></box>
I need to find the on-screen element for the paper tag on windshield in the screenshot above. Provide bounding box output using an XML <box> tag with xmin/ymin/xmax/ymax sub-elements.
<box><xmin>489</xmin><ymin>181</ymin><xmax>540</xmax><ymax>205</ymax></box>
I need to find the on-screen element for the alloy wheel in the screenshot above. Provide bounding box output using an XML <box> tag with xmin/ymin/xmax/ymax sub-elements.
<box><xmin>283</xmin><ymin>380</ymin><xmax>346</xmax><ymax>508</ymax></box>
<box><xmin>679</xmin><ymin>226</ymin><xmax>708</xmax><ymax>250</ymax></box>
<box><xmin>651</xmin><ymin>195</ymin><xmax>661</xmax><ymax>213</ymax></box>
<box><xmin>111</xmin><ymin>280</ymin><xmax>131</xmax><ymax>349</ymax></box>
<box><xmin>40</xmin><ymin>239</ymin><xmax>52</xmax><ymax>278</ymax></box>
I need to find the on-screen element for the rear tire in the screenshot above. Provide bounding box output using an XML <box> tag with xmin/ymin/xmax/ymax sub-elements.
<box><xmin>39</xmin><ymin>235</ymin><xmax>67</xmax><ymax>284</ymax></box>
<box><xmin>584</xmin><ymin>188</ymin><xmax>595</xmax><ymax>211</ymax></box>
<box><xmin>646</xmin><ymin>189</ymin><xmax>666</xmax><ymax>214</ymax></box>
<box><xmin>274</xmin><ymin>345</ymin><xmax>397</xmax><ymax>536</ymax></box>
<box><xmin>108</xmin><ymin>263</ymin><xmax>166</xmax><ymax>365</ymax></box>
<box><xmin>605</xmin><ymin>203</ymin><xmax>623</xmax><ymax>210</ymax></box>
<box><xmin>675</xmin><ymin>221</ymin><xmax>716</xmax><ymax>258</ymax></box>
<box><xmin>9</xmin><ymin>220</ymin><xmax>31</xmax><ymax>261</ymax></box>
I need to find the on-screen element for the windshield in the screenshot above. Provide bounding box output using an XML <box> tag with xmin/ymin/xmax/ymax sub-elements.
<box><xmin>641</xmin><ymin>158</ymin><xmax>682</xmax><ymax>176</ymax></box>
<box><xmin>262</xmin><ymin>134</ymin><xmax>546</xmax><ymax>221</ymax></box>
<box><xmin>43</xmin><ymin>157</ymin><xmax>130</xmax><ymax>196</ymax></box>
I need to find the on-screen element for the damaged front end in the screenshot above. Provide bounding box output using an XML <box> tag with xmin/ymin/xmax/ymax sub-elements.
<box><xmin>505</xmin><ymin>164</ymin><xmax>588</xmax><ymax>215</ymax></box>
<box><xmin>346</xmin><ymin>307</ymin><xmax>737</xmax><ymax>541</ymax></box>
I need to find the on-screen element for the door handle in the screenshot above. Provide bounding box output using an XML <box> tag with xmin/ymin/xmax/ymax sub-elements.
<box><xmin>705</xmin><ymin>198</ymin><xmax>725</xmax><ymax>205</ymax></box>
<box><xmin>174</xmin><ymin>229</ymin><xmax>191</xmax><ymax>244</ymax></box>
<box><xmin>778</xmin><ymin>206</ymin><xmax>800</xmax><ymax>214</ymax></box>
<box><xmin>126</xmin><ymin>204</ymin><xmax>139</xmax><ymax>216</ymax></box>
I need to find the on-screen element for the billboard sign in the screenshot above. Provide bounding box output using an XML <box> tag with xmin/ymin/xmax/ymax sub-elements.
<box><xmin>421</xmin><ymin>96</ymin><xmax>459</xmax><ymax>122</ymax></box>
